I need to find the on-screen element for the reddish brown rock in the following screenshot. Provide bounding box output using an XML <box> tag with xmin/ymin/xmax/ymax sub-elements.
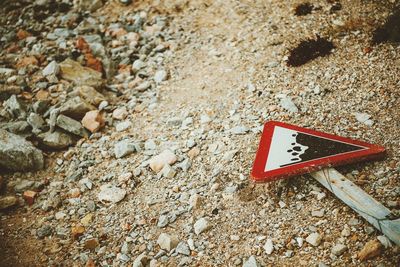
<box><xmin>71</xmin><ymin>225</ymin><xmax>85</xmax><ymax>240</ymax></box>
<box><xmin>23</xmin><ymin>190</ymin><xmax>37</xmax><ymax>205</ymax></box>
<box><xmin>16</xmin><ymin>56</ymin><xmax>38</xmax><ymax>68</ymax></box>
<box><xmin>358</xmin><ymin>240</ymin><xmax>383</xmax><ymax>261</ymax></box>
<box><xmin>16</xmin><ymin>29</ymin><xmax>31</xmax><ymax>40</ymax></box>
<box><xmin>82</xmin><ymin>110</ymin><xmax>105</xmax><ymax>133</ymax></box>
<box><xmin>84</xmin><ymin>238</ymin><xmax>99</xmax><ymax>250</ymax></box>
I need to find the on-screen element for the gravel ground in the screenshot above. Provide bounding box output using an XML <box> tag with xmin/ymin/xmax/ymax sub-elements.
<box><xmin>0</xmin><ymin>0</ymin><xmax>399</xmax><ymax>266</ymax></box>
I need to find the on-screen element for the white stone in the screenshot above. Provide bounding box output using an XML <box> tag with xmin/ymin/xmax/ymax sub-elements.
<box><xmin>279</xmin><ymin>95</ymin><xmax>299</xmax><ymax>113</ymax></box>
<box><xmin>306</xmin><ymin>232</ymin><xmax>322</xmax><ymax>246</ymax></box>
<box><xmin>263</xmin><ymin>239</ymin><xmax>274</xmax><ymax>255</ymax></box>
<box><xmin>112</xmin><ymin>107</ymin><xmax>128</xmax><ymax>120</ymax></box>
<box><xmin>157</xmin><ymin>233</ymin><xmax>179</xmax><ymax>252</ymax></box>
<box><xmin>354</xmin><ymin>112</ymin><xmax>374</xmax><ymax>126</ymax></box>
<box><xmin>154</xmin><ymin>70</ymin><xmax>167</xmax><ymax>83</ymax></box>
<box><xmin>149</xmin><ymin>150</ymin><xmax>177</xmax><ymax>172</ymax></box>
<box><xmin>311</xmin><ymin>209</ymin><xmax>325</xmax><ymax>217</ymax></box>
<box><xmin>296</xmin><ymin>237</ymin><xmax>303</xmax><ymax>247</ymax></box>
<box><xmin>98</xmin><ymin>184</ymin><xmax>126</xmax><ymax>203</ymax></box>
<box><xmin>144</xmin><ymin>139</ymin><xmax>157</xmax><ymax>150</ymax></box>
<box><xmin>194</xmin><ymin>217</ymin><xmax>211</xmax><ymax>235</ymax></box>
<box><xmin>242</xmin><ymin>256</ymin><xmax>260</xmax><ymax>267</ymax></box>
<box><xmin>116</xmin><ymin>121</ymin><xmax>132</xmax><ymax>132</ymax></box>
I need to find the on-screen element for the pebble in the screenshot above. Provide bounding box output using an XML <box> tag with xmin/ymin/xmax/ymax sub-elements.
<box><xmin>114</xmin><ymin>139</ymin><xmax>136</xmax><ymax>158</ymax></box>
<box><xmin>149</xmin><ymin>150</ymin><xmax>177</xmax><ymax>172</ymax></box>
<box><xmin>279</xmin><ymin>95</ymin><xmax>299</xmax><ymax>113</ymax></box>
<box><xmin>154</xmin><ymin>70</ymin><xmax>167</xmax><ymax>83</ymax></box>
<box><xmin>81</xmin><ymin>110</ymin><xmax>105</xmax><ymax>133</ymax></box>
<box><xmin>37</xmin><ymin>225</ymin><xmax>52</xmax><ymax>239</ymax></box>
<box><xmin>98</xmin><ymin>185</ymin><xmax>126</xmax><ymax>203</ymax></box>
<box><xmin>159</xmin><ymin>164</ymin><xmax>176</xmax><ymax>178</ymax></box>
<box><xmin>311</xmin><ymin>209</ymin><xmax>325</xmax><ymax>217</ymax></box>
<box><xmin>306</xmin><ymin>232</ymin><xmax>322</xmax><ymax>246</ymax></box>
<box><xmin>263</xmin><ymin>239</ymin><xmax>274</xmax><ymax>255</ymax></box>
<box><xmin>42</xmin><ymin>60</ymin><xmax>60</xmax><ymax>76</ymax></box>
<box><xmin>242</xmin><ymin>256</ymin><xmax>260</xmax><ymax>267</ymax></box>
<box><xmin>354</xmin><ymin>112</ymin><xmax>374</xmax><ymax>126</ymax></box>
<box><xmin>112</xmin><ymin>107</ymin><xmax>128</xmax><ymax>120</ymax></box>
<box><xmin>116</xmin><ymin>121</ymin><xmax>132</xmax><ymax>132</ymax></box>
<box><xmin>194</xmin><ymin>217</ymin><xmax>211</xmax><ymax>235</ymax></box>
<box><xmin>331</xmin><ymin>243</ymin><xmax>347</xmax><ymax>256</ymax></box>
<box><xmin>176</xmin><ymin>241</ymin><xmax>190</xmax><ymax>256</ymax></box>
<box><xmin>157</xmin><ymin>233</ymin><xmax>179</xmax><ymax>252</ymax></box>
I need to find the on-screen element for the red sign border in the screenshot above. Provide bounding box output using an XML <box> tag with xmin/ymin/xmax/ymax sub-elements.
<box><xmin>251</xmin><ymin>121</ymin><xmax>386</xmax><ymax>183</ymax></box>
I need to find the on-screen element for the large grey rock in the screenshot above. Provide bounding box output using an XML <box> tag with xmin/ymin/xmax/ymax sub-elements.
<box><xmin>56</xmin><ymin>114</ymin><xmax>88</xmax><ymax>137</ymax></box>
<box><xmin>0</xmin><ymin>129</ymin><xmax>44</xmax><ymax>171</ymax></box>
<box><xmin>4</xmin><ymin>95</ymin><xmax>26</xmax><ymax>119</ymax></box>
<box><xmin>60</xmin><ymin>96</ymin><xmax>95</xmax><ymax>120</ymax></box>
<box><xmin>74</xmin><ymin>0</ymin><xmax>104</xmax><ymax>12</ymax></box>
<box><xmin>39</xmin><ymin>130</ymin><xmax>75</xmax><ymax>149</ymax></box>
<box><xmin>0</xmin><ymin>121</ymin><xmax>31</xmax><ymax>136</ymax></box>
<box><xmin>60</xmin><ymin>59</ymin><xmax>103</xmax><ymax>88</ymax></box>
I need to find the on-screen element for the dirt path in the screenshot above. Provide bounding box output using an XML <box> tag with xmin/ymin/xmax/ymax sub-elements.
<box><xmin>1</xmin><ymin>0</ymin><xmax>399</xmax><ymax>266</ymax></box>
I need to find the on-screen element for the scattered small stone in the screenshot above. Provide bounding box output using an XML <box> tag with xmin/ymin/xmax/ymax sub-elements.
<box><xmin>306</xmin><ymin>232</ymin><xmax>322</xmax><ymax>246</ymax></box>
<box><xmin>159</xmin><ymin>164</ymin><xmax>176</xmax><ymax>178</ymax></box>
<box><xmin>242</xmin><ymin>256</ymin><xmax>260</xmax><ymax>267</ymax></box>
<box><xmin>354</xmin><ymin>112</ymin><xmax>374</xmax><ymax>126</ymax></box>
<box><xmin>157</xmin><ymin>233</ymin><xmax>179</xmax><ymax>252</ymax></box>
<box><xmin>84</xmin><ymin>238</ymin><xmax>99</xmax><ymax>250</ymax></box>
<box><xmin>311</xmin><ymin>209</ymin><xmax>325</xmax><ymax>218</ymax></box>
<box><xmin>42</xmin><ymin>60</ymin><xmax>60</xmax><ymax>76</ymax></box>
<box><xmin>149</xmin><ymin>150</ymin><xmax>177</xmax><ymax>172</ymax></box>
<box><xmin>71</xmin><ymin>225</ymin><xmax>85</xmax><ymax>240</ymax></box>
<box><xmin>82</xmin><ymin>110</ymin><xmax>105</xmax><ymax>133</ymax></box>
<box><xmin>331</xmin><ymin>243</ymin><xmax>347</xmax><ymax>256</ymax></box>
<box><xmin>176</xmin><ymin>241</ymin><xmax>190</xmax><ymax>256</ymax></box>
<box><xmin>132</xmin><ymin>253</ymin><xmax>149</xmax><ymax>267</ymax></box>
<box><xmin>154</xmin><ymin>70</ymin><xmax>168</xmax><ymax>83</ymax></box>
<box><xmin>194</xmin><ymin>217</ymin><xmax>211</xmax><ymax>235</ymax></box>
<box><xmin>112</xmin><ymin>107</ymin><xmax>128</xmax><ymax>120</ymax></box>
<box><xmin>116</xmin><ymin>121</ymin><xmax>132</xmax><ymax>132</ymax></box>
<box><xmin>263</xmin><ymin>239</ymin><xmax>274</xmax><ymax>255</ymax></box>
<box><xmin>23</xmin><ymin>190</ymin><xmax>37</xmax><ymax>205</ymax></box>
<box><xmin>279</xmin><ymin>95</ymin><xmax>299</xmax><ymax>113</ymax></box>
<box><xmin>114</xmin><ymin>139</ymin><xmax>136</xmax><ymax>158</ymax></box>
<box><xmin>98</xmin><ymin>184</ymin><xmax>126</xmax><ymax>203</ymax></box>
<box><xmin>37</xmin><ymin>225</ymin><xmax>52</xmax><ymax>239</ymax></box>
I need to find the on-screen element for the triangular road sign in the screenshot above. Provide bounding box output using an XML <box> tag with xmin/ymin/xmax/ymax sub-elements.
<box><xmin>251</xmin><ymin>121</ymin><xmax>386</xmax><ymax>182</ymax></box>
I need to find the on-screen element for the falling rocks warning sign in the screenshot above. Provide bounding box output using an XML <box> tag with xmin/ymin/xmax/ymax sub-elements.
<box><xmin>251</xmin><ymin>121</ymin><xmax>386</xmax><ymax>182</ymax></box>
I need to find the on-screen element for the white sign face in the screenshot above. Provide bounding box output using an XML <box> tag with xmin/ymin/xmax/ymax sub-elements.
<box><xmin>264</xmin><ymin>126</ymin><xmax>366</xmax><ymax>172</ymax></box>
<box><xmin>264</xmin><ymin>127</ymin><xmax>308</xmax><ymax>171</ymax></box>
